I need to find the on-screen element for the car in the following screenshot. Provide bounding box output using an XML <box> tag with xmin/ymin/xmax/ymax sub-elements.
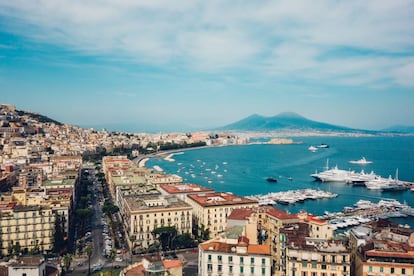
<box><xmin>92</xmin><ymin>265</ymin><xmax>103</xmax><ymax>272</ymax></box>
<box><xmin>115</xmin><ymin>257</ymin><xmax>123</xmax><ymax>262</ymax></box>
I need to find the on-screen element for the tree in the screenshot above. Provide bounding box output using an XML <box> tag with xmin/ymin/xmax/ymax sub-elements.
<box><xmin>53</xmin><ymin>214</ymin><xmax>66</xmax><ymax>254</ymax></box>
<box><xmin>86</xmin><ymin>245</ymin><xmax>93</xmax><ymax>275</ymax></box>
<box><xmin>109</xmin><ymin>249</ymin><xmax>116</xmax><ymax>273</ymax></box>
<box><xmin>102</xmin><ymin>201</ymin><xmax>119</xmax><ymax>216</ymax></box>
<box><xmin>63</xmin><ymin>253</ymin><xmax>72</xmax><ymax>274</ymax></box>
<box><xmin>175</xmin><ymin>233</ymin><xmax>196</xmax><ymax>249</ymax></box>
<box><xmin>152</xmin><ymin>226</ymin><xmax>177</xmax><ymax>252</ymax></box>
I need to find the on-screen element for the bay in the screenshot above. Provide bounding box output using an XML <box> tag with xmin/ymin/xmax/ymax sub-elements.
<box><xmin>147</xmin><ymin>136</ymin><xmax>414</xmax><ymax>227</ymax></box>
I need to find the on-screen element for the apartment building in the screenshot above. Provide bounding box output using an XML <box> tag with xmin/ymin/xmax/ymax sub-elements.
<box><xmin>351</xmin><ymin>220</ymin><xmax>414</xmax><ymax>276</ymax></box>
<box><xmin>18</xmin><ymin>166</ymin><xmax>45</xmax><ymax>189</ymax></box>
<box><xmin>199</xmin><ymin>236</ymin><xmax>272</xmax><ymax>276</ymax></box>
<box><xmin>0</xmin><ymin>203</ymin><xmax>55</xmax><ymax>256</ymax></box>
<box><xmin>123</xmin><ymin>194</ymin><xmax>192</xmax><ymax>249</ymax></box>
<box><xmin>186</xmin><ymin>192</ymin><xmax>258</xmax><ymax>238</ymax></box>
<box><xmin>280</xmin><ymin>222</ymin><xmax>351</xmax><ymax>276</ymax></box>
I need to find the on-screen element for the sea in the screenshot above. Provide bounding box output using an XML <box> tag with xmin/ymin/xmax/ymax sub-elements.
<box><xmin>147</xmin><ymin>136</ymin><xmax>414</xmax><ymax>228</ymax></box>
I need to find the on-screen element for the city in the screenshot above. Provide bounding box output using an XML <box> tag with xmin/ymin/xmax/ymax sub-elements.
<box><xmin>0</xmin><ymin>103</ymin><xmax>413</xmax><ymax>276</ymax></box>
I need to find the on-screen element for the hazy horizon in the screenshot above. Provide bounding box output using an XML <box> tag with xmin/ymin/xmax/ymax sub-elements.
<box><xmin>1</xmin><ymin>1</ymin><xmax>414</xmax><ymax>132</ymax></box>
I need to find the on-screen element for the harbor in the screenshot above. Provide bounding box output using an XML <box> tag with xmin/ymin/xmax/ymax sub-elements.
<box><xmin>247</xmin><ymin>189</ymin><xmax>338</xmax><ymax>205</ymax></box>
<box><xmin>320</xmin><ymin>198</ymin><xmax>414</xmax><ymax>230</ymax></box>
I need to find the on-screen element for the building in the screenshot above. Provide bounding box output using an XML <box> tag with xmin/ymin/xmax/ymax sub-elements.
<box><xmin>280</xmin><ymin>222</ymin><xmax>351</xmax><ymax>276</ymax></box>
<box><xmin>7</xmin><ymin>256</ymin><xmax>51</xmax><ymax>276</ymax></box>
<box><xmin>186</xmin><ymin>192</ymin><xmax>258</xmax><ymax>238</ymax></box>
<box><xmin>0</xmin><ymin>204</ymin><xmax>55</xmax><ymax>256</ymax></box>
<box><xmin>158</xmin><ymin>183</ymin><xmax>214</xmax><ymax>203</ymax></box>
<box><xmin>122</xmin><ymin>194</ymin><xmax>193</xmax><ymax>250</ymax></box>
<box><xmin>352</xmin><ymin>219</ymin><xmax>414</xmax><ymax>276</ymax></box>
<box><xmin>199</xmin><ymin>236</ymin><xmax>272</xmax><ymax>276</ymax></box>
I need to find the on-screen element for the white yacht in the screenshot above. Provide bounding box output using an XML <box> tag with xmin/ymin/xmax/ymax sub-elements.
<box><xmin>349</xmin><ymin>157</ymin><xmax>372</xmax><ymax>165</ymax></box>
<box><xmin>308</xmin><ymin>146</ymin><xmax>318</xmax><ymax>152</ymax></box>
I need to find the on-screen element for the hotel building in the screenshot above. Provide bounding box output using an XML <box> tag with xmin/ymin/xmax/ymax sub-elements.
<box><xmin>186</xmin><ymin>192</ymin><xmax>258</xmax><ymax>238</ymax></box>
<box><xmin>122</xmin><ymin>194</ymin><xmax>193</xmax><ymax>249</ymax></box>
<box><xmin>199</xmin><ymin>236</ymin><xmax>272</xmax><ymax>276</ymax></box>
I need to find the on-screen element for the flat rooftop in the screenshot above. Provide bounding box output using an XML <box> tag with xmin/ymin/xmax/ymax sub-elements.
<box><xmin>188</xmin><ymin>192</ymin><xmax>258</xmax><ymax>207</ymax></box>
<box><xmin>159</xmin><ymin>183</ymin><xmax>214</xmax><ymax>194</ymax></box>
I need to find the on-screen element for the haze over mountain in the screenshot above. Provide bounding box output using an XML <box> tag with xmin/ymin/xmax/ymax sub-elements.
<box><xmin>381</xmin><ymin>125</ymin><xmax>414</xmax><ymax>134</ymax></box>
<box><xmin>218</xmin><ymin>112</ymin><xmax>371</xmax><ymax>133</ymax></box>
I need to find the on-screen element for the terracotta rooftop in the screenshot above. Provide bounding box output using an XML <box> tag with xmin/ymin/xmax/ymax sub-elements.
<box><xmin>200</xmin><ymin>240</ymin><xmax>271</xmax><ymax>256</ymax></box>
<box><xmin>159</xmin><ymin>183</ymin><xmax>214</xmax><ymax>194</ymax></box>
<box><xmin>227</xmin><ymin>208</ymin><xmax>255</xmax><ymax>220</ymax></box>
<box><xmin>261</xmin><ymin>205</ymin><xmax>298</xmax><ymax>220</ymax></box>
<box><xmin>125</xmin><ymin>263</ymin><xmax>145</xmax><ymax>276</ymax></box>
<box><xmin>162</xmin><ymin>259</ymin><xmax>183</xmax><ymax>269</ymax></box>
<box><xmin>188</xmin><ymin>192</ymin><xmax>257</xmax><ymax>207</ymax></box>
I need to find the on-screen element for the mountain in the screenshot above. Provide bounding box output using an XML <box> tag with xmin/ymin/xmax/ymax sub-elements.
<box><xmin>218</xmin><ymin>112</ymin><xmax>365</xmax><ymax>132</ymax></box>
<box><xmin>381</xmin><ymin>125</ymin><xmax>414</xmax><ymax>133</ymax></box>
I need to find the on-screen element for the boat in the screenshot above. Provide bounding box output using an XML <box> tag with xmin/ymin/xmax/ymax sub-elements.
<box><xmin>266</xmin><ymin>177</ymin><xmax>278</xmax><ymax>183</ymax></box>
<box><xmin>317</xmin><ymin>143</ymin><xmax>329</xmax><ymax>148</ymax></box>
<box><xmin>349</xmin><ymin>157</ymin><xmax>372</xmax><ymax>165</ymax></box>
<box><xmin>308</xmin><ymin>146</ymin><xmax>318</xmax><ymax>152</ymax></box>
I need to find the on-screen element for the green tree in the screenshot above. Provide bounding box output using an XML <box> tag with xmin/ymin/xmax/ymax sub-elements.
<box><xmin>53</xmin><ymin>214</ymin><xmax>66</xmax><ymax>254</ymax></box>
<box><xmin>86</xmin><ymin>245</ymin><xmax>93</xmax><ymax>275</ymax></box>
<box><xmin>102</xmin><ymin>201</ymin><xmax>119</xmax><ymax>216</ymax></box>
<box><xmin>152</xmin><ymin>226</ymin><xmax>177</xmax><ymax>252</ymax></box>
<box><xmin>109</xmin><ymin>249</ymin><xmax>116</xmax><ymax>273</ymax></box>
<box><xmin>63</xmin><ymin>253</ymin><xmax>72</xmax><ymax>274</ymax></box>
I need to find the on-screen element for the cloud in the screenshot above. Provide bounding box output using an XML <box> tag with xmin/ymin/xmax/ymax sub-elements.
<box><xmin>0</xmin><ymin>0</ymin><xmax>413</xmax><ymax>87</ymax></box>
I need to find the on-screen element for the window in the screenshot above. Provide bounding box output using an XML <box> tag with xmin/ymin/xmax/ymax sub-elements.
<box><xmin>262</xmin><ymin>268</ymin><xmax>266</xmax><ymax>275</ymax></box>
<box><xmin>229</xmin><ymin>256</ymin><xmax>233</xmax><ymax>263</ymax></box>
<box><xmin>380</xmin><ymin>267</ymin><xmax>384</xmax><ymax>273</ymax></box>
<box><xmin>331</xmin><ymin>255</ymin><xmax>336</xmax><ymax>263</ymax></box>
<box><xmin>207</xmin><ymin>264</ymin><xmax>212</xmax><ymax>272</ymax></box>
<box><xmin>229</xmin><ymin>266</ymin><xmax>233</xmax><ymax>273</ymax></box>
<box><xmin>368</xmin><ymin>266</ymin><xmax>373</xmax><ymax>273</ymax></box>
<box><xmin>390</xmin><ymin>268</ymin><xmax>394</xmax><ymax>274</ymax></box>
<box><xmin>302</xmin><ymin>272</ymin><xmax>307</xmax><ymax>276</ymax></box>
<box><xmin>322</xmin><ymin>264</ymin><xmax>327</xmax><ymax>269</ymax></box>
<box><xmin>240</xmin><ymin>257</ymin><xmax>244</xmax><ymax>264</ymax></box>
<box><xmin>343</xmin><ymin>266</ymin><xmax>347</xmax><ymax>272</ymax></box>
<box><xmin>208</xmin><ymin>255</ymin><xmax>211</xmax><ymax>261</ymax></box>
<box><xmin>322</xmin><ymin>255</ymin><xmax>326</xmax><ymax>262</ymax></box>
<box><xmin>312</xmin><ymin>263</ymin><xmax>317</xmax><ymax>269</ymax></box>
<box><xmin>240</xmin><ymin>266</ymin><xmax>244</xmax><ymax>274</ymax></box>
<box><xmin>218</xmin><ymin>265</ymin><xmax>222</xmax><ymax>272</ymax></box>
<box><xmin>251</xmin><ymin>267</ymin><xmax>254</xmax><ymax>274</ymax></box>
<box><xmin>218</xmin><ymin>255</ymin><xmax>222</xmax><ymax>262</ymax></box>
<box><xmin>312</xmin><ymin>273</ymin><xmax>316</xmax><ymax>276</ymax></box>
<box><xmin>342</xmin><ymin>255</ymin><xmax>346</xmax><ymax>262</ymax></box>
<box><xmin>302</xmin><ymin>262</ymin><xmax>307</xmax><ymax>268</ymax></box>
<box><xmin>251</xmin><ymin>257</ymin><xmax>254</xmax><ymax>264</ymax></box>
<box><xmin>262</xmin><ymin>258</ymin><xmax>266</xmax><ymax>265</ymax></box>
<box><xmin>401</xmin><ymin>268</ymin><xmax>405</xmax><ymax>275</ymax></box>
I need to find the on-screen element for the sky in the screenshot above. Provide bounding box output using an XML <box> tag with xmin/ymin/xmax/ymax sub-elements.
<box><xmin>1</xmin><ymin>0</ymin><xmax>414</xmax><ymax>132</ymax></box>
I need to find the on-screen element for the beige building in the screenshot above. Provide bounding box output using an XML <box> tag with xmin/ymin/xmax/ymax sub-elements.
<box><xmin>0</xmin><ymin>204</ymin><xmax>55</xmax><ymax>256</ymax></box>
<box><xmin>280</xmin><ymin>222</ymin><xmax>351</xmax><ymax>276</ymax></box>
<box><xmin>123</xmin><ymin>194</ymin><xmax>193</xmax><ymax>250</ymax></box>
<box><xmin>186</xmin><ymin>192</ymin><xmax>258</xmax><ymax>238</ymax></box>
<box><xmin>199</xmin><ymin>236</ymin><xmax>272</xmax><ymax>276</ymax></box>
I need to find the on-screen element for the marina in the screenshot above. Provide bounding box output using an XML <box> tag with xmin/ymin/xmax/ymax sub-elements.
<box><xmin>321</xmin><ymin>198</ymin><xmax>414</xmax><ymax>230</ymax></box>
<box><xmin>247</xmin><ymin>189</ymin><xmax>338</xmax><ymax>205</ymax></box>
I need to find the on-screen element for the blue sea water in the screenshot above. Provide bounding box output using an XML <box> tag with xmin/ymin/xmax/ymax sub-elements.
<box><xmin>147</xmin><ymin>136</ymin><xmax>414</xmax><ymax>227</ymax></box>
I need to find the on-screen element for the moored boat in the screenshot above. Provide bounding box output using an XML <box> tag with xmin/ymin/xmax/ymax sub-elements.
<box><xmin>349</xmin><ymin>157</ymin><xmax>372</xmax><ymax>165</ymax></box>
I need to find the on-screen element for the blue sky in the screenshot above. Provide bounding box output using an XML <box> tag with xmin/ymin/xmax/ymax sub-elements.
<box><xmin>1</xmin><ymin>1</ymin><xmax>414</xmax><ymax>132</ymax></box>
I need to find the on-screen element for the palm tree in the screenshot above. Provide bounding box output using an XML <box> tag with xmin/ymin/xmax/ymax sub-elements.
<box><xmin>109</xmin><ymin>249</ymin><xmax>116</xmax><ymax>275</ymax></box>
<box><xmin>62</xmin><ymin>253</ymin><xmax>72</xmax><ymax>274</ymax></box>
<box><xmin>85</xmin><ymin>245</ymin><xmax>93</xmax><ymax>275</ymax></box>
